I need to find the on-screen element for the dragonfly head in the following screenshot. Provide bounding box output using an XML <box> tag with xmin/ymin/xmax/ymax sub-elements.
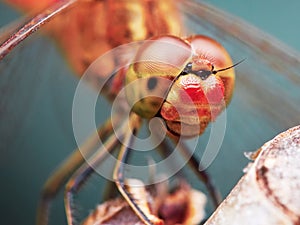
<box><xmin>125</xmin><ymin>35</ymin><xmax>236</xmax><ymax>137</ymax></box>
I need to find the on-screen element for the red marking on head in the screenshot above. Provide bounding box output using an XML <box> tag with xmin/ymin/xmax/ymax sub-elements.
<box><xmin>161</xmin><ymin>74</ymin><xmax>225</xmax><ymax>123</ymax></box>
<box><xmin>179</xmin><ymin>74</ymin><xmax>225</xmax><ymax>105</ymax></box>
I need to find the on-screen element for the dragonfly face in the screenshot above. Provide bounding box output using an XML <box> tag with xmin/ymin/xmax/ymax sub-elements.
<box><xmin>125</xmin><ymin>35</ymin><xmax>235</xmax><ymax>136</ymax></box>
<box><xmin>1</xmin><ymin>1</ymin><xmax>300</xmax><ymax>225</ymax></box>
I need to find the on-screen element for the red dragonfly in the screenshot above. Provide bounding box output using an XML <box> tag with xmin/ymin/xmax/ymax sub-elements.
<box><xmin>0</xmin><ymin>1</ymin><xmax>300</xmax><ymax>225</ymax></box>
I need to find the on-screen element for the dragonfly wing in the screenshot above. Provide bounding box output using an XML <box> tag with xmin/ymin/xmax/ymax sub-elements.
<box><xmin>0</xmin><ymin>0</ymin><xmax>80</xmax><ymax>59</ymax></box>
<box><xmin>1</xmin><ymin>1</ymin><xmax>300</xmax><ymax>224</ymax></box>
<box><xmin>181</xmin><ymin>0</ymin><xmax>300</xmax><ymax>84</ymax></box>
<box><xmin>178</xmin><ymin>0</ymin><xmax>300</xmax><ymax>200</ymax></box>
<box><xmin>0</xmin><ymin>5</ymin><xmax>85</xmax><ymax>224</ymax></box>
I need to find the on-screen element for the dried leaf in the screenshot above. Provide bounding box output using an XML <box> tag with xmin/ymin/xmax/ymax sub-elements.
<box><xmin>205</xmin><ymin>125</ymin><xmax>300</xmax><ymax>225</ymax></box>
<box><xmin>82</xmin><ymin>179</ymin><xmax>206</xmax><ymax>225</ymax></box>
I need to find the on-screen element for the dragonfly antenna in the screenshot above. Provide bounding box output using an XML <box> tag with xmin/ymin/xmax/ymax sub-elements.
<box><xmin>213</xmin><ymin>58</ymin><xmax>246</xmax><ymax>74</ymax></box>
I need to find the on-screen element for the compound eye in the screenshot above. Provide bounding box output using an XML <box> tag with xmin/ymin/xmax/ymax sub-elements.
<box><xmin>186</xmin><ymin>35</ymin><xmax>233</xmax><ymax>69</ymax></box>
<box><xmin>125</xmin><ymin>35</ymin><xmax>192</xmax><ymax>118</ymax></box>
<box><xmin>132</xmin><ymin>35</ymin><xmax>192</xmax><ymax>78</ymax></box>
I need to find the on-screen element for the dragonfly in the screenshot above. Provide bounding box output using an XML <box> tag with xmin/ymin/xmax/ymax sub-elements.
<box><xmin>1</xmin><ymin>1</ymin><xmax>300</xmax><ymax>225</ymax></box>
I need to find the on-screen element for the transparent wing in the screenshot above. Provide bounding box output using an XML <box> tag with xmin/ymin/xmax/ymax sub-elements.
<box><xmin>179</xmin><ymin>0</ymin><xmax>300</xmax><ymax>199</ymax></box>
<box><xmin>0</xmin><ymin>0</ymin><xmax>79</xmax><ymax>59</ymax></box>
<box><xmin>1</xmin><ymin>1</ymin><xmax>300</xmax><ymax>225</ymax></box>
<box><xmin>0</xmin><ymin>3</ymin><xmax>86</xmax><ymax>224</ymax></box>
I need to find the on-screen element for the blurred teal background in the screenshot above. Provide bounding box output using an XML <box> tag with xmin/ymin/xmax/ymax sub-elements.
<box><xmin>0</xmin><ymin>1</ymin><xmax>300</xmax><ymax>225</ymax></box>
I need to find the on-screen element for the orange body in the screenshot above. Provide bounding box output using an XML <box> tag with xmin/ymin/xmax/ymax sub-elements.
<box><xmin>5</xmin><ymin>0</ymin><xmax>57</xmax><ymax>12</ymax></box>
<box><xmin>6</xmin><ymin>0</ymin><xmax>183</xmax><ymax>75</ymax></box>
<box><xmin>5</xmin><ymin>0</ymin><xmax>235</xmax><ymax>137</ymax></box>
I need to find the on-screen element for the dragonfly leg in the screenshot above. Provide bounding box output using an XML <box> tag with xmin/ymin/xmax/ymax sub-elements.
<box><xmin>36</xmin><ymin>118</ymin><xmax>117</xmax><ymax>225</ymax></box>
<box><xmin>149</xmin><ymin>125</ymin><xmax>221</xmax><ymax>208</ymax></box>
<box><xmin>174</xmin><ymin>138</ymin><xmax>222</xmax><ymax>208</ymax></box>
<box><xmin>64</xmin><ymin>124</ymin><xmax>122</xmax><ymax>225</ymax></box>
<box><xmin>113</xmin><ymin>113</ymin><xmax>162</xmax><ymax>225</ymax></box>
<box><xmin>37</xmin><ymin>149</ymin><xmax>85</xmax><ymax>225</ymax></box>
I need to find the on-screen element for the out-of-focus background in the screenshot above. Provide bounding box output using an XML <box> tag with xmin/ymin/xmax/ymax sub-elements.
<box><xmin>0</xmin><ymin>1</ymin><xmax>300</xmax><ymax>225</ymax></box>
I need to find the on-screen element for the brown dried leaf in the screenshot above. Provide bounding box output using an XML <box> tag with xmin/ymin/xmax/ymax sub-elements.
<box><xmin>205</xmin><ymin>125</ymin><xmax>300</xmax><ymax>225</ymax></box>
<box><xmin>82</xmin><ymin>179</ymin><xmax>206</xmax><ymax>225</ymax></box>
